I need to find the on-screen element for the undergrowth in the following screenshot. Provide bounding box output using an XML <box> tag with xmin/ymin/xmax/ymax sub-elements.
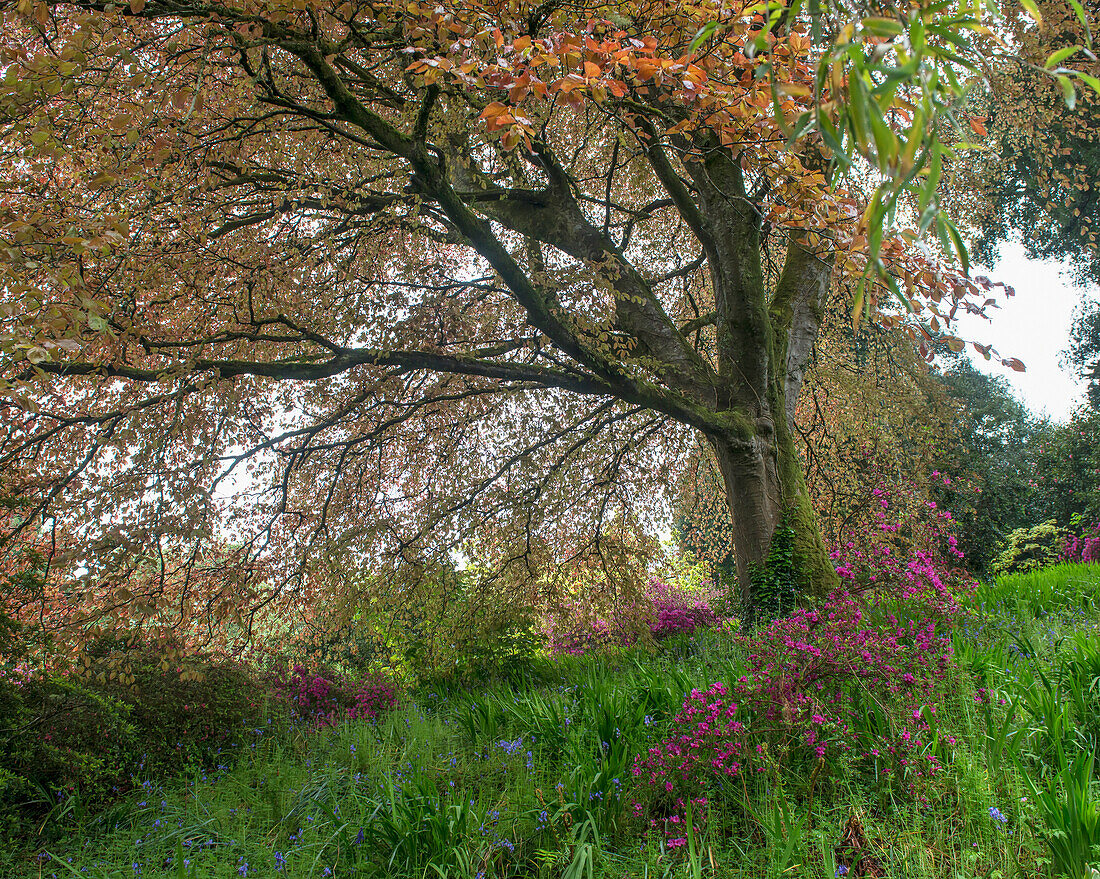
<box><xmin>10</xmin><ymin>564</ymin><xmax>1100</xmax><ymax>878</ymax></box>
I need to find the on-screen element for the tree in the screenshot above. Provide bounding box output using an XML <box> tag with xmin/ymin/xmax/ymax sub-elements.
<box><xmin>932</xmin><ymin>357</ymin><xmax>1041</xmax><ymax>574</ymax></box>
<box><xmin>1064</xmin><ymin>299</ymin><xmax>1100</xmax><ymax>411</ymax></box>
<box><xmin>1031</xmin><ymin>408</ymin><xmax>1100</xmax><ymax>527</ymax></box>
<box><xmin>958</xmin><ymin>0</ymin><xmax>1100</xmax><ymax>285</ymax></box>
<box><xmin>0</xmin><ymin>0</ymin><xmax>1030</xmax><ymax>627</ymax></box>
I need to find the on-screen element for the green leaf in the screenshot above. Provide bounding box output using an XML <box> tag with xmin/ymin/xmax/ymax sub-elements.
<box><xmin>919</xmin><ymin>140</ymin><xmax>942</xmax><ymax>214</ymax></box>
<box><xmin>1076</xmin><ymin>72</ymin><xmax>1100</xmax><ymax>95</ymax></box>
<box><xmin>862</xmin><ymin>16</ymin><xmax>904</xmax><ymax>37</ymax></box>
<box><xmin>818</xmin><ymin>114</ymin><xmax>852</xmax><ymax>168</ymax></box>
<box><xmin>926</xmin><ymin>45</ymin><xmax>979</xmax><ymax>71</ymax></box>
<box><xmin>909</xmin><ymin>16</ymin><xmax>925</xmax><ymax>51</ymax></box>
<box><xmin>883</xmin><ymin>273</ymin><xmax>909</xmax><ymax>312</ymax></box>
<box><xmin>689</xmin><ymin>21</ymin><xmax>719</xmax><ymax>52</ymax></box>
<box><xmin>942</xmin><ymin>216</ymin><xmax>970</xmax><ymax>275</ymax></box>
<box><xmin>1045</xmin><ymin>45</ymin><xmax>1082</xmax><ymax>68</ymax></box>
<box><xmin>868</xmin><ymin>100</ymin><xmax>899</xmax><ymax>172</ymax></box>
<box><xmin>935</xmin><ymin>214</ymin><xmax>953</xmax><ymax>260</ymax></box>
<box><xmin>926</xmin><ymin>24</ymin><xmax>973</xmax><ymax>51</ymax></box>
<box><xmin>1058</xmin><ymin>74</ymin><xmax>1077</xmax><ymax>110</ymax></box>
<box><xmin>1066</xmin><ymin>0</ymin><xmax>1092</xmax><ymax>48</ymax></box>
<box><xmin>847</xmin><ymin>70</ymin><xmax>872</xmax><ymax>153</ymax></box>
<box><xmin>790</xmin><ymin>110</ymin><xmax>816</xmax><ymax>140</ymax></box>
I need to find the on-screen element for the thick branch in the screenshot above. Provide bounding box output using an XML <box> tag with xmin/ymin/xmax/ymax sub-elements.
<box><xmin>771</xmin><ymin>235</ymin><xmax>834</xmax><ymax>429</ymax></box>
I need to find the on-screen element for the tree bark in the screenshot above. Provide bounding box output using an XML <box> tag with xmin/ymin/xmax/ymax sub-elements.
<box><xmin>709</xmin><ymin>406</ymin><xmax>837</xmax><ymax>625</ymax></box>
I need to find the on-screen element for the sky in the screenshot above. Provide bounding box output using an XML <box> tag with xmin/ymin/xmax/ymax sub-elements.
<box><xmin>953</xmin><ymin>240</ymin><xmax>1098</xmax><ymax>422</ymax></box>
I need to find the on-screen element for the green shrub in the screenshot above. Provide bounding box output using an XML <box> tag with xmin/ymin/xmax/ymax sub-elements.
<box><xmin>0</xmin><ymin>643</ymin><xmax>271</xmax><ymax>846</ymax></box>
<box><xmin>990</xmin><ymin>520</ymin><xmax>1066</xmax><ymax>575</ymax></box>
<box><xmin>97</xmin><ymin>645</ymin><xmax>269</xmax><ymax>776</ymax></box>
<box><xmin>294</xmin><ymin>566</ymin><xmax>549</xmax><ymax>688</ymax></box>
<box><xmin>0</xmin><ymin>669</ymin><xmax>134</xmax><ymax>843</ymax></box>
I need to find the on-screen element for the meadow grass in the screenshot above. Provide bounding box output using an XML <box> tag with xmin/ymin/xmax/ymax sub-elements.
<box><xmin>16</xmin><ymin>565</ymin><xmax>1100</xmax><ymax>878</ymax></box>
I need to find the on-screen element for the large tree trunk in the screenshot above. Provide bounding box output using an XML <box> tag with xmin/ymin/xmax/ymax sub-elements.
<box><xmin>709</xmin><ymin>409</ymin><xmax>837</xmax><ymax>626</ymax></box>
<box><xmin>699</xmin><ymin>190</ymin><xmax>839</xmax><ymax>622</ymax></box>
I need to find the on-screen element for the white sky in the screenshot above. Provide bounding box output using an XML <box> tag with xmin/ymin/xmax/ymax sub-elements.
<box><xmin>953</xmin><ymin>240</ymin><xmax>1098</xmax><ymax>422</ymax></box>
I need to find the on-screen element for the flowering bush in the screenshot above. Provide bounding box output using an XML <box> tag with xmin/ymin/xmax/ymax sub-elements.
<box><xmin>635</xmin><ymin>478</ymin><xmax>971</xmax><ymax>842</ymax></box>
<box><xmin>275</xmin><ymin>664</ymin><xmax>397</xmax><ymax>726</ymax></box>
<box><xmin>1061</xmin><ymin>523</ymin><xmax>1100</xmax><ymax>564</ymax></box>
<box><xmin>635</xmin><ymin>588</ymin><xmax>958</xmax><ymax>826</ymax></box>
<box><xmin>649</xmin><ymin>581</ymin><xmax>720</xmax><ymax>640</ymax></box>
<box><xmin>548</xmin><ymin>573</ymin><xmax>722</xmax><ymax>655</ymax></box>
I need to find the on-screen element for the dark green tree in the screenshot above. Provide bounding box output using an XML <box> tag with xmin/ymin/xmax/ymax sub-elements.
<box><xmin>932</xmin><ymin>357</ymin><xmax>1041</xmax><ymax>574</ymax></box>
<box><xmin>1031</xmin><ymin>408</ymin><xmax>1100</xmax><ymax>528</ymax></box>
<box><xmin>1064</xmin><ymin>300</ymin><xmax>1100</xmax><ymax>412</ymax></box>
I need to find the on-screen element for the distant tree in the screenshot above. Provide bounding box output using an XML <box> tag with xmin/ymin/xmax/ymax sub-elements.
<box><xmin>1064</xmin><ymin>299</ymin><xmax>1100</xmax><ymax>411</ymax></box>
<box><xmin>932</xmin><ymin>357</ymin><xmax>1040</xmax><ymax>574</ymax></box>
<box><xmin>1032</xmin><ymin>408</ymin><xmax>1100</xmax><ymax>527</ymax></box>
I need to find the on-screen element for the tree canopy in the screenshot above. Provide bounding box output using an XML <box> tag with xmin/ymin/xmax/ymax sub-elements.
<box><xmin>960</xmin><ymin>0</ymin><xmax>1100</xmax><ymax>285</ymax></box>
<box><xmin>0</xmin><ymin>0</ymin><xmax>1087</xmax><ymax>644</ymax></box>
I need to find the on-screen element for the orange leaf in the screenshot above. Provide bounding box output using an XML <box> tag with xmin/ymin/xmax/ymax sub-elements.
<box><xmin>968</xmin><ymin>116</ymin><xmax>988</xmax><ymax>137</ymax></box>
<box><xmin>479</xmin><ymin>101</ymin><xmax>508</xmax><ymax>120</ymax></box>
<box><xmin>583</xmin><ymin>60</ymin><xmax>601</xmax><ymax>79</ymax></box>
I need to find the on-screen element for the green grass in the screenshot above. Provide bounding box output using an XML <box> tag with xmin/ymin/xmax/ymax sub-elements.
<box><xmin>16</xmin><ymin>569</ymin><xmax>1100</xmax><ymax>879</ymax></box>
<box><xmin>974</xmin><ymin>563</ymin><xmax>1100</xmax><ymax>621</ymax></box>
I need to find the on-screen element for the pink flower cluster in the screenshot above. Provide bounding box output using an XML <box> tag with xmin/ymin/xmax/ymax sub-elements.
<box><xmin>1061</xmin><ymin>523</ymin><xmax>1100</xmax><ymax>564</ymax></box>
<box><xmin>635</xmin><ymin>478</ymin><xmax>972</xmax><ymax>840</ymax></box>
<box><xmin>548</xmin><ymin>578</ymin><xmax>721</xmax><ymax>655</ymax></box>
<box><xmin>347</xmin><ymin>678</ymin><xmax>399</xmax><ymax>721</ymax></box>
<box><xmin>276</xmin><ymin>664</ymin><xmax>397</xmax><ymax>727</ymax></box>
<box><xmin>635</xmin><ymin>586</ymin><xmax>958</xmax><ymax>838</ymax></box>
<box><xmin>649</xmin><ymin>580</ymin><xmax>720</xmax><ymax>640</ymax></box>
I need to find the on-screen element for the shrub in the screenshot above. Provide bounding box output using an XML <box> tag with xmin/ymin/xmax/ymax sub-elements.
<box><xmin>635</xmin><ymin>490</ymin><xmax>970</xmax><ymax>842</ymax></box>
<box><xmin>0</xmin><ymin>642</ymin><xmax>272</xmax><ymax>844</ymax></box>
<box><xmin>549</xmin><ymin>574</ymin><xmax>722</xmax><ymax>655</ymax></box>
<box><xmin>635</xmin><ymin>586</ymin><xmax>958</xmax><ymax>825</ymax></box>
<box><xmin>1061</xmin><ymin>523</ymin><xmax>1100</xmax><ymax>565</ymax></box>
<box><xmin>98</xmin><ymin>645</ymin><xmax>269</xmax><ymax>776</ymax></box>
<box><xmin>991</xmin><ymin>521</ymin><xmax>1066</xmax><ymax>575</ymax></box>
<box><xmin>649</xmin><ymin>583</ymin><xmax>720</xmax><ymax>640</ymax></box>
<box><xmin>275</xmin><ymin>664</ymin><xmax>397</xmax><ymax>726</ymax></box>
<box><xmin>0</xmin><ymin>667</ymin><xmax>134</xmax><ymax>842</ymax></box>
<box><xmin>317</xmin><ymin>566</ymin><xmax>548</xmax><ymax>686</ymax></box>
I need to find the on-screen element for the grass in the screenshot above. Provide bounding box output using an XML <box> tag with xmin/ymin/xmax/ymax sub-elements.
<box><xmin>14</xmin><ymin>564</ymin><xmax>1100</xmax><ymax>878</ymax></box>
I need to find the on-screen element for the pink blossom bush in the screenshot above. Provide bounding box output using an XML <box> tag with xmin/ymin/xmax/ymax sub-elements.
<box><xmin>648</xmin><ymin>579</ymin><xmax>720</xmax><ymax>640</ymax></box>
<box><xmin>275</xmin><ymin>664</ymin><xmax>397</xmax><ymax>727</ymax></box>
<box><xmin>548</xmin><ymin>576</ymin><xmax>722</xmax><ymax>655</ymax></box>
<box><xmin>635</xmin><ymin>477</ymin><xmax>973</xmax><ymax>842</ymax></box>
<box><xmin>635</xmin><ymin>588</ymin><xmax>958</xmax><ymax>826</ymax></box>
<box><xmin>1061</xmin><ymin>523</ymin><xmax>1100</xmax><ymax>564</ymax></box>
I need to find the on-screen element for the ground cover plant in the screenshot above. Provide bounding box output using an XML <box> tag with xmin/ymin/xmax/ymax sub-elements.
<box><xmin>9</xmin><ymin>552</ymin><xmax>1100</xmax><ymax>877</ymax></box>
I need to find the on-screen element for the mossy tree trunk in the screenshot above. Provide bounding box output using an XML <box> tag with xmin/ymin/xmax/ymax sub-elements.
<box><xmin>688</xmin><ymin>148</ymin><xmax>839</xmax><ymax>619</ymax></box>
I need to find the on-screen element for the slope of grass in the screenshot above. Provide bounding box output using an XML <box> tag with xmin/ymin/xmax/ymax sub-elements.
<box><xmin>15</xmin><ymin>565</ymin><xmax>1100</xmax><ymax>878</ymax></box>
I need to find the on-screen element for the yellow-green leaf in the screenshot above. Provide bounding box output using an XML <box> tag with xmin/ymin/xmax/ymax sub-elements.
<box><xmin>862</xmin><ymin>17</ymin><xmax>904</xmax><ymax>38</ymax></box>
<box><xmin>1045</xmin><ymin>45</ymin><xmax>1081</xmax><ymax>69</ymax></box>
<box><xmin>1058</xmin><ymin>74</ymin><xmax>1077</xmax><ymax>110</ymax></box>
<box><xmin>1019</xmin><ymin>0</ymin><xmax>1043</xmax><ymax>26</ymax></box>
